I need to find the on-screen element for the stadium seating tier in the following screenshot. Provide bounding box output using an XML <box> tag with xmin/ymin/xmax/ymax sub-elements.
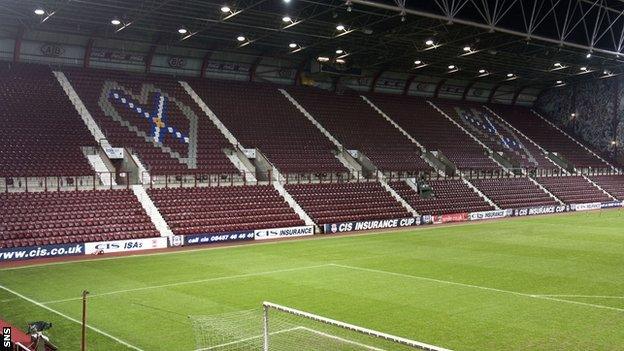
<box><xmin>284</xmin><ymin>182</ymin><xmax>410</xmax><ymax>225</ymax></box>
<box><xmin>287</xmin><ymin>87</ymin><xmax>432</xmax><ymax>173</ymax></box>
<box><xmin>0</xmin><ymin>64</ymin><xmax>96</xmax><ymax>177</ymax></box>
<box><xmin>389</xmin><ymin>179</ymin><xmax>494</xmax><ymax>215</ymax></box>
<box><xmin>0</xmin><ymin>189</ymin><xmax>158</xmax><ymax>248</ymax></box>
<box><xmin>64</xmin><ymin>69</ymin><xmax>238</xmax><ymax>175</ymax></box>
<box><xmin>535</xmin><ymin>176</ymin><xmax>613</xmax><ymax>204</ymax></box>
<box><xmin>188</xmin><ymin>79</ymin><xmax>348</xmax><ymax>174</ymax></box>
<box><xmin>470</xmin><ymin>177</ymin><xmax>558</xmax><ymax>209</ymax></box>
<box><xmin>148</xmin><ymin>185</ymin><xmax>304</xmax><ymax>235</ymax></box>
<box><xmin>365</xmin><ymin>94</ymin><xmax>501</xmax><ymax>171</ymax></box>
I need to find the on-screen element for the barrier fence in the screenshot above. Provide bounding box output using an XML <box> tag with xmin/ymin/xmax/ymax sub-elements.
<box><xmin>3</xmin><ymin>166</ymin><xmax>624</xmax><ymax>193</ymax></box>
<box><xmin>1</xmin><ymin>172</ymin><xmax>131</xmax><ymax>193</ymax></box>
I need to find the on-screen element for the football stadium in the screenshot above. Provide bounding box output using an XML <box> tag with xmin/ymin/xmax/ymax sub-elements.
<box><xmin>1</xmin><ymin>0</ymin><xmax>624</xmax><ymax>350</ymax></box>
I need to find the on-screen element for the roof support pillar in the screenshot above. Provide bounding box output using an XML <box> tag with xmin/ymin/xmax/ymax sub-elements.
<box><xmin>13</xmin><ymin>27</ymin><xmax>24</xmax><ymax>63</ymax></box>
<box><xmin>512</xmin><ymin>85</ymin><xmax>530</xmax><ymax>105</ymax></box>
<box><xmin>294</xmin><ymin>58</ymin><xmax>310</xmax><ymax>86</ymax></box>
<box><xmin>462</xmin><ymin>81</ymin><xmax>476</xmax><ymax>100</ymax></box>
<box><xmin>403</xmin><ymin>75</ymin><xmax>415</xmax><ymax>95</ymax></box>
<box><xmin>249</xmin><ymin>55</ymin><xmax>263</xmax><ymax>82</ymax></box>
<box><xmin>83</xmin><ymin>38</ymin><xmax>94</xmax><ymax>69</ymax></box>
<box><xmin>370</xmin><ymin>70</ymin><xmax>384</xmax><ymax>93</ymax></box>
<box><xmin>488</xmin><ymin>84</ymin><xmax>502</xmax><ymax>103</ymax></box>
<box><xmin>433</xmin><ymin>79</ymin><xmax>447</xmax><ymax>98</ymax></box>
<box><xmin>145</xmin><ymin>44</ymin><xmax>157</xmax><ymax>74</ymax></box>
<box><xmin>200</xmin><ymin>52</ymin><xmax>212</xmax><ymax>78</ymax></box>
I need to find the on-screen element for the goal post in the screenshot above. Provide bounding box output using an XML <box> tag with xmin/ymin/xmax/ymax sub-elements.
<box><xmin>190</xmin><ymin>302</ymin><xmax>452</xmax><ymax>351</ymax></box>
<box><xmin>262</xmin><ymin>302</ymin><xmax>452</xmax><ymax>351</ymax></box>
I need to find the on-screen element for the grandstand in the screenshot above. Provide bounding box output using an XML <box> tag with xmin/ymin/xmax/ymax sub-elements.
<box><xmin>1</xmin><ymin>1</ymin><xmax>624</xmax><ymax>350</ymax></box>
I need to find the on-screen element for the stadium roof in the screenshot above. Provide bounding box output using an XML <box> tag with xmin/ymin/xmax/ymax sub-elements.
<box><xmin>1</xmin><ymin>0</ymin><xmax>624</xmax><ymax>90</ymax></box>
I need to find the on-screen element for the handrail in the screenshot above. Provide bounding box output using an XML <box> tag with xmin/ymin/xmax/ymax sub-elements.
<box><xmin>2</xmin><ymin>172</ymin><xmax>130</xmax><ymax>193</ymax></box>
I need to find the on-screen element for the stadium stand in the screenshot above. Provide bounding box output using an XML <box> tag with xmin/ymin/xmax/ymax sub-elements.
<box><xmin>535</xmin><ymin>176</ymin><xmax>613</xmax><ymax>204</ymax></box>
<box><xmin>0</xmin><ymin>63</ymin><xmax>96</xmax><ymax>177</ymax></box>
<box><xmin>436</xmin><ymin>101</ymin><xmax>557</xmax><ymax>170</ymax></box>
<box><xmin>588</xmin><ymin>175</ymin><xmax>624</xmax><ymax>200</ymax></box>
<box><xmin>470</xmin><ymin>177</ymin><xmax>559</xmax><ymax>209</ymax></box>
<box><xmin>488</xmin><ymin>105</ymin><xmax>609</xmax><ymax>169</ymax></box>
<box><xmin>536</xmin><ymin>78</ymin><xmax>620</xmax><ymax>167</ymax></box>
<box><xmin>187</xmin><ymin>79</ymin><xmax>348</xmax><ymax>175</ymax></box>
<box><xmin>0</xmin><ymin>60</ymin><xmax>622</xmax><ymax>256</ymax></box>
<box><xmin>388</xmin><ymin>179</ymin><xmax>494</xmax><ymax>215</ymax></box>
<box><xmin>365</xmin><ymin>94</ymin><xmax>500</xmax><ymax>171</ymax></box>
<box><xmin>284</xmin><ymin>181</ymin><xmax>410</xmax><ymax>225</ymax></box>
<box><xmin>0</xmin><ymin>189</ymin><xmax>158</xmax><ymax>248</ymax></box>
<box><xmin>287</xmin><ymin>87</ymin><xmax>431</xmax><ymax>173</ymax></box>
<box><xmin>64</xmin><ymin>68</ymin><xmax>238</xmax><ymax>175</ymax></box>
<box><xmin>148</xmin><ymin>185</ymin><xmax>304</xmax><ymax>235</ymax></box>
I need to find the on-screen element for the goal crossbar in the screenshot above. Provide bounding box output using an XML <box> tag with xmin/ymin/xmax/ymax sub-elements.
<box><xmin>262</xmin><ymin>301</ymin><xmax>453</xmax><ymax>351</ymax></box>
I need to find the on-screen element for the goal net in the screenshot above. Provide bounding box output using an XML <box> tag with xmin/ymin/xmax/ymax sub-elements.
<box><xmin>189</xmin><ymin>301</ymin><xmax>452</xmax><ymax>351</ymax></box>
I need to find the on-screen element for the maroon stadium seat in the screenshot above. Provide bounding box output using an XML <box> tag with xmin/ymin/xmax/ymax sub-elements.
<box><xmin>284</xmin><ymin>182</ymin><xmax>410</xmax><ymax>225</ymax></box>
<box><xmin>147</xmin><ymin>185</ymin><xmax>304</xmax><ymax>235</ymax></box>
<box><xmin>0</xmin><ymin>189</ymin><xmax>159</xmax><ymax>248</ymax></box>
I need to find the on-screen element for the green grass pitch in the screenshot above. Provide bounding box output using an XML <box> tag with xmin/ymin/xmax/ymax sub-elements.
<box><xmin>1</xmin><ymin>210</ymin><xmax>624</xmax><ymax>350</ymax></box>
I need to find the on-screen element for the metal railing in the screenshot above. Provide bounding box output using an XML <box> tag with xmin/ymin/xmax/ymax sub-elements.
<box><xmin>1</xmin><ymin>172</ymin><xmax>131</xmax><ymax>193</ymax></box>
<box><xmin>3</xmin><ymin>167</ymin><xmax>623</xmax><ymax>193</ymax></box>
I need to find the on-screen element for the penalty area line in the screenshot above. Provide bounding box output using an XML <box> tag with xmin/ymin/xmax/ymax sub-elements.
<box><xmin>0</xmin><ymin>284</ymin><xmax>144</xmax><ymax>351</ymax></box>
<box><xmin>41</xmin><ymin>264</ymin><xmax>333</xmax><ymax>305</ymax></box>
<box><xmin>533</xmin><ymin>294</ymin><xmax>624</xmax><ymax>299</ymax></box>
<box><xmin>331</xmin><ymin>264</ymin><xmax>624</xmax><ymax>313</ymax></box>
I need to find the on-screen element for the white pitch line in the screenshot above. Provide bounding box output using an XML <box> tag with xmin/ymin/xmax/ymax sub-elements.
<box><xmin>193</xmin><ymin>326</ymin><xmax>304</xmax><ymax>351</ymax></box>
<box><xmin>41</xmin><ymin>264</ymin><xmax>332</xmax><ymax>305</ymax></box>
<box><xmin>300</xmin><ymin>326</ymin><xmax>386</xmax><ymax>351</ymax></box>
<box><xmin>331</xmin><ymin>264</ymin><xmax>624</xmax><ymax>313</ymax></box>
<box><xmin>0</xmin><ymin>284</ymin><xmax>144</xmax><ymax>351</ymax></box>
<box><xmin>0</xmin><ymin>217</ymin><xmax>513</xmax><ymax>272</ymax></box>
<box><xmin>535</xmin><ymin>294</ymin><xmax>624</xmax><ymax>299</ymax></box>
